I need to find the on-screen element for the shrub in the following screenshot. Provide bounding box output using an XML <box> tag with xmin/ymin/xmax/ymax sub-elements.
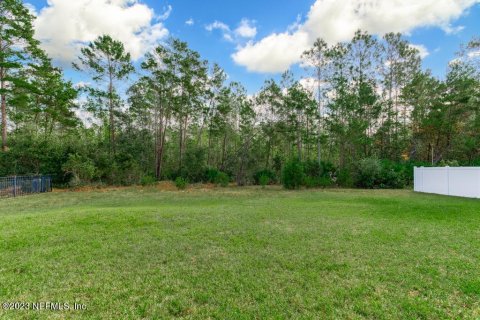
<box><xmin>303</xmin><ymin>176</ymin><xmax>317</xmax><ymax>189</ymax></box>
<box><xmin>303</xmin><ymin>176</ymin><xmax>333</xmax><ymax>188</ymax></box>
<box><xmin>258</xmin><ymin>174</ymin><xmax>271</xmax><ymax>188</ymax></box>
<box><xmin>379</xmin><ymin>168</ymin><xmax>405</xmax><ymax>189</ymax></box>
<box><xmin>205</xmin><ymin>168</ymin><xmax>220</xmax><ymax>183</ymax></box>
<box><xmin>303</xmin><ymin>160</ymin><xmax>322</xmax><ymax>178</ymax></box>
<box><xmin>337</xmin><ymin>168</ymin><xmax>353</xmax><ymax>188</ymax></box>
<box><xmin>438</xmin><ymin>160</ymin><xmax>460</xmax><ymax>167</ymax></box>
<box><xmin>320</xmin><ymin>161</ymin><xmax>336</xmax><ymax>179</ymax></box>
<box><xmin>215</xmin><ymin>172</ymin><xmax>230</xmax><ymax>187</ymax></box>
<box><xmin>282</xmin><ymin>158</ymin><xmax>304</xmax><ymax>190</ymax></box>
<box><xmin>117</xmin><ymin>162</ymin><xmax>143</xmax><ymax>186</ymax></box>
<box><xmin>272</xmin><ymin>154</ymin><xmax>283</xmax><ymax>174</ymax></box>
<box><xmin>253</xmin><ymin>169</ymin><xmax>276</xmax><ymax>185</ymax></box>
<box><xmin>62</xmin><ymin>153</ymin><xmax>96</xmax><ymax>187</ymax></box>
<box><xmin>355</xmin><ymin>158</ymin><xmax>382</xmax><ymax>188</ymax></box>
<box><xmin>175</xmin><ymin>177</ymin><xmax>188</xmax><ymax>190</ymax></box>
<box><xmin>181</xmin><ymin>147</ymin><xmax>207</xmax><ymax>183</ymax></box>
<box><xmin>317</xmin><ymin>176</ymin><xmax>333</xmax><ymax>188</ymax></box>
<box><xmin>140</xmin><ymin>176</ymin><xmax>156</xmax><ymax>186</ymax></box>
<box><xmin>301</xmin><ymin>160</ymin><xmax>336</xmax><ymax>188</ymax></box>
<box><xmin>303</xmin><ymin>160</ymin><xmax>335</xmax><ymax>178</ymax></box>
<box><xmin>378</xmin><ymin>160</ymin><xmax>406</xmax><ymax>189</ymax></box>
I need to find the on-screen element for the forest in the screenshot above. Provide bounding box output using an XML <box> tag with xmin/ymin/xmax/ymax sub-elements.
<box><xmin>1</xmin><ymin>0</ymin><xmax>479</xmax><ymax>189</ymax></box>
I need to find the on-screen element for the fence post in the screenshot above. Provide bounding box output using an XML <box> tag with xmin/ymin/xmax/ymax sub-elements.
<box><xmin>13</xmin><ymin>176</ymin><xmax>17</xmax><ymax>197</ymax></box>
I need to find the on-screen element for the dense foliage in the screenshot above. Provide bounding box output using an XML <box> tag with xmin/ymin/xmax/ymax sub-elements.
<box><xmin>0</xmin><ymin>1</ymin><xmax>479</xmax><ymax>189</ymax></box>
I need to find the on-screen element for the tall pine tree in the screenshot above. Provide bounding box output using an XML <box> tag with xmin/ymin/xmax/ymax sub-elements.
<box><xmin>0</xmin><ymin>0</ymin><xmax>40</xmax><ymax>151</ymax></box>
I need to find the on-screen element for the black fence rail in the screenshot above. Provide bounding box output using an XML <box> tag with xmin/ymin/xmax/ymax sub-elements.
<box><xmin>0</xmin><ymin>176</ymin><xmax>52</xmax><ymax>198</ymax></box>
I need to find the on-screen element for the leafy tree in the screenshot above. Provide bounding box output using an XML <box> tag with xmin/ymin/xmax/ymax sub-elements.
<box><xmin>29</xmin><ymin>56</ymin><xmax>79</xmax><ymax>137</ymax></box>
<box><xmin>282</xmin><ymin>158</ymin><xmax>304</xmax><ymax>190</ymax></box>
<box><xmin>74</xmin><ymin>35</ymin><xmax>134</xmax><ymax>154</ymax></box>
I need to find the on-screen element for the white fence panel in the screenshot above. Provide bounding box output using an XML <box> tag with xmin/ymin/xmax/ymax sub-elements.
<box><xmin>414</xmin><ymin>167</ymin><xmax>480</xmax><ymax>198</ymax></box>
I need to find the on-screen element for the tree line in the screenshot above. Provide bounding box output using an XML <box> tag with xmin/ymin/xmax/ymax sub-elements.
<box><xmin>1</xmin><ymin>0</ymin><xmax>479</xmax><ymax>188</ymax></box>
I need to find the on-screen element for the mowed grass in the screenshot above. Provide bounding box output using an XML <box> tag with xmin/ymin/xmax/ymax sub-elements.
<box><xmin>1</xmin><ymin>187</ymin><xmax>480</xmax><ymax>319</ymax></box>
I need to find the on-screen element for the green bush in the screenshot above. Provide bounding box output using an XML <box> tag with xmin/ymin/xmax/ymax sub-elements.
<box><xmin>303</xmin><ymin>160</ymin><xmax>322</xmax><ymax>178</ymax></box>
<box><xmin>272</xmin><ymin>154</ymin><xmax>283</xmax><ymax>175</ymax></box>
<box><xmin>354</xmin><ymin>158</ymin><xmax>407</xmax><ymax>189</ymax></box>
<box><xmin>438</xmin><ymin>160</ymin><xmax>460</xmax><ymax>167</ymax></box>
<box><xmin>355</xmin><ymin>158</ymin><xmax>382</xmax><ymax>188</ymax></box>
<box><xmin>175</xmin><ymin>177</ymin><xmax>188</xmax><ymax>190</ymax></box>
<box><xmin>253</xmin><ymin>169</ymin><xmax>276</xmax><ymax>185</ymax></box>
<box><xmin>205</xmin><ymin>168</ymin><xmax>220</xmax><ymax>183</ymax></box>
<box><xmin>258</xmin><ymin>174</ymin><xmax>271</xmax><ymax>188</ymax></box>
<box><xmin>282</xmin><ymin>158</ymin><xmax>304</xmax><ymax>190</ymax></box>
<box><xmin>62</xmin><ymin>153</ymin><xmax>96</xmax><ymax>187</ymax></box>
<box><xmin>215</xmin><ymin>172</ymin><xmax>230</xmax><ymax>187</ymax></box>
<box><xmin>140</xmin><ymin>176</ymin><xmax>157</xmax><ymax>186</ymax></box>
<box><xmin>303</xmin><ymin>176</ymin><xmax>317</xmax><ymax>189</ymax></box>
<box><xmin>303</xmin><ymin>176</ymin><xmax>333</xmax><ymax>188</ymax></box>
<box><xmin>317</xmin><ymin>176</ymin><xmax>333</xmax><ymax>188</ymax></box>
<box><xmin>337</xmin><ymin>168</ymin><xmax>353</xmax><ymax>188</ymax></box>
<box><xmin>181</xmin><ymin>147</ymin><xmax>207</xmax><ymax>182</ymax></box>
<box><xmin>320</xmin><ymin>161</ymin><xmax>336</xmax><ymax>178</ymax></box>
<box><xmin>379</xmin><ymin>169</ymin><xmax>405</xmax><ymax>189</ymax></box>
<box><xmin>303</xmin><ymin>160</ymin><xmax>336</xmax><ymax>188</ymax></box>
<box><xmin>378</xmin><ymin>160</ymin><xmax>406</xmax><ymax>189</ymax></box>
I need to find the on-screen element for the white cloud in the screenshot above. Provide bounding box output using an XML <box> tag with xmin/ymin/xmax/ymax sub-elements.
<box><xmin>34</xmin><ymin>0</ymin><xmax>170</xmax><ymax>62</ymax></box>
<box><xmin>410</xmin><ymin>44</ymin><xmax>430</xmax><ymax>59</ymax></box>
<box><xmin>234</xmin><ymin>19</ymin><xmax>257</xmax><ymax>38</ymax></box>
<box><xmin>74</xmin><ymin>81</ymin><xmax>91</xmax><ymax>89</ymax></box>
<box><xmin>206</xmin><ymin>18</ymin><xmax>257</xmax><ymax>43</ymax></box>
<box><xmin>158</xmin><ymin>5</ymin><xmax>172</xmax><ymax>21</ymax></box>
<box><xmin>206</xmin><ymin>21</ymin><xmax>230</xmax><ymax>32</ymax></box>
<box><xmin>443</xmin><ymin>25</ymin><xmax>466</xmax><ymax>34</ymax></box>
<box><xmin>233</xmin><ymin>31</ymin><xmax>310</xmax><ymax>73</ymax></box>
<box><xmin>287</xmin><ymin>15</ymin><xmax>303</xmax><ymax>33</ymax></box>
<box><xmin>233</xmin><ymin>0</ymin><xmax>479</xmax><ymax>73</ymax></box>
<box><xmin>205</xmin><ymin>21</ymin><xmax>234</xmax><ymax>42</ymax></box>
<box><xmin>185</xmin><ymin>18</ymin><xmax>194</xmax><ymax>26</ymax></box>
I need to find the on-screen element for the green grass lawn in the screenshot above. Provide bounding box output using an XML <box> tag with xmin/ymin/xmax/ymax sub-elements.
<box><xmin>1</xmin><ymin>187</ymin><xmax>480</xmax><ymax>319</ymax></box>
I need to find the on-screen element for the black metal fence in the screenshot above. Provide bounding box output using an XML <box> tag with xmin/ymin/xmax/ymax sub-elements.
<box><xmin>0</xmin><ymin>176</ymin><xmax>52</xmax><ymax>198</ymax></box>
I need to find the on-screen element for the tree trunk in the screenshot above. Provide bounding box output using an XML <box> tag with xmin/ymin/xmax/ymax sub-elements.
<box><xmin>155</xmin><ymin>101</ymin><xmax>164</xmax><ymax>180</ymax></box>
<box><xmin>178</xmin><ymin>121</ymin><xmax>183</xmax><ymax>170</ymax></box>
<box><xmin>265</xmin><ymin>138</ymin><xmax>271</xmax><ymax>168</ymax></box>
<box><xmin>221</xmin><ymin>131</ymin><xmax>227</xmax><ymax>170</ymax></box>
<box><xmin>156</xmin><ymin>136</ymin><xmax>165</xmax><ymax>180</ymax></box>
<box><xmin>179</xmin><ymin>115</ymin><xmax>188</xmax><ymax>170</ymax></box>
<box><xmin>108</xmin><ymin>78</ymin><xmax>116</xmax><ymax>155</ymax></box>
<box><xmin>236</xmin><ymin>139</ymin><xmax>250</xmax><ymax>186</ymax></box>
<box><xmin>207</xmin><ymin>129</ymin><xmax>213</xmax><ymax>166</ymax></box>
<box><xmin>317</xmin><ymin>65</ymin><xmax>322</xmax><ymax>164</ymax></box>
<box><xmin>1</xmin><ymin>74</ymin><xmax>8</xmax><ymax>152</ymax></box>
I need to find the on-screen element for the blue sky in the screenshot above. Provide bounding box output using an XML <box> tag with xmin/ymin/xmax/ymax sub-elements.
<box><xmin>27</xmin><ymin>0</ymin><xmax>480</xmax><ymax>93</ymax></box>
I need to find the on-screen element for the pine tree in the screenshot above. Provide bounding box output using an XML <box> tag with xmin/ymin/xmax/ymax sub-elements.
<box><xmin>74</xmin><ymin>35</ymin><xmax>134</xmax><ymax>155</ymax></box>
<box><xmin>0</xmin><ymin>0</ymin><xmax>40</xmax><ymax>151</ymax></box>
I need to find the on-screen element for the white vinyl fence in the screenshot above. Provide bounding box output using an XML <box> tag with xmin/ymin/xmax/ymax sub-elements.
<box><xmin>414</xmin><ymin>167</ymin><xmax>480</xmax><ymax>198</ymax></box>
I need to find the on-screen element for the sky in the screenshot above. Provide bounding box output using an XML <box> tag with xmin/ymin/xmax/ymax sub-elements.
<box><xmin>26</xmin><ymin>0</ymin><xmax>480</xmax><ymax>94</ymax></box>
